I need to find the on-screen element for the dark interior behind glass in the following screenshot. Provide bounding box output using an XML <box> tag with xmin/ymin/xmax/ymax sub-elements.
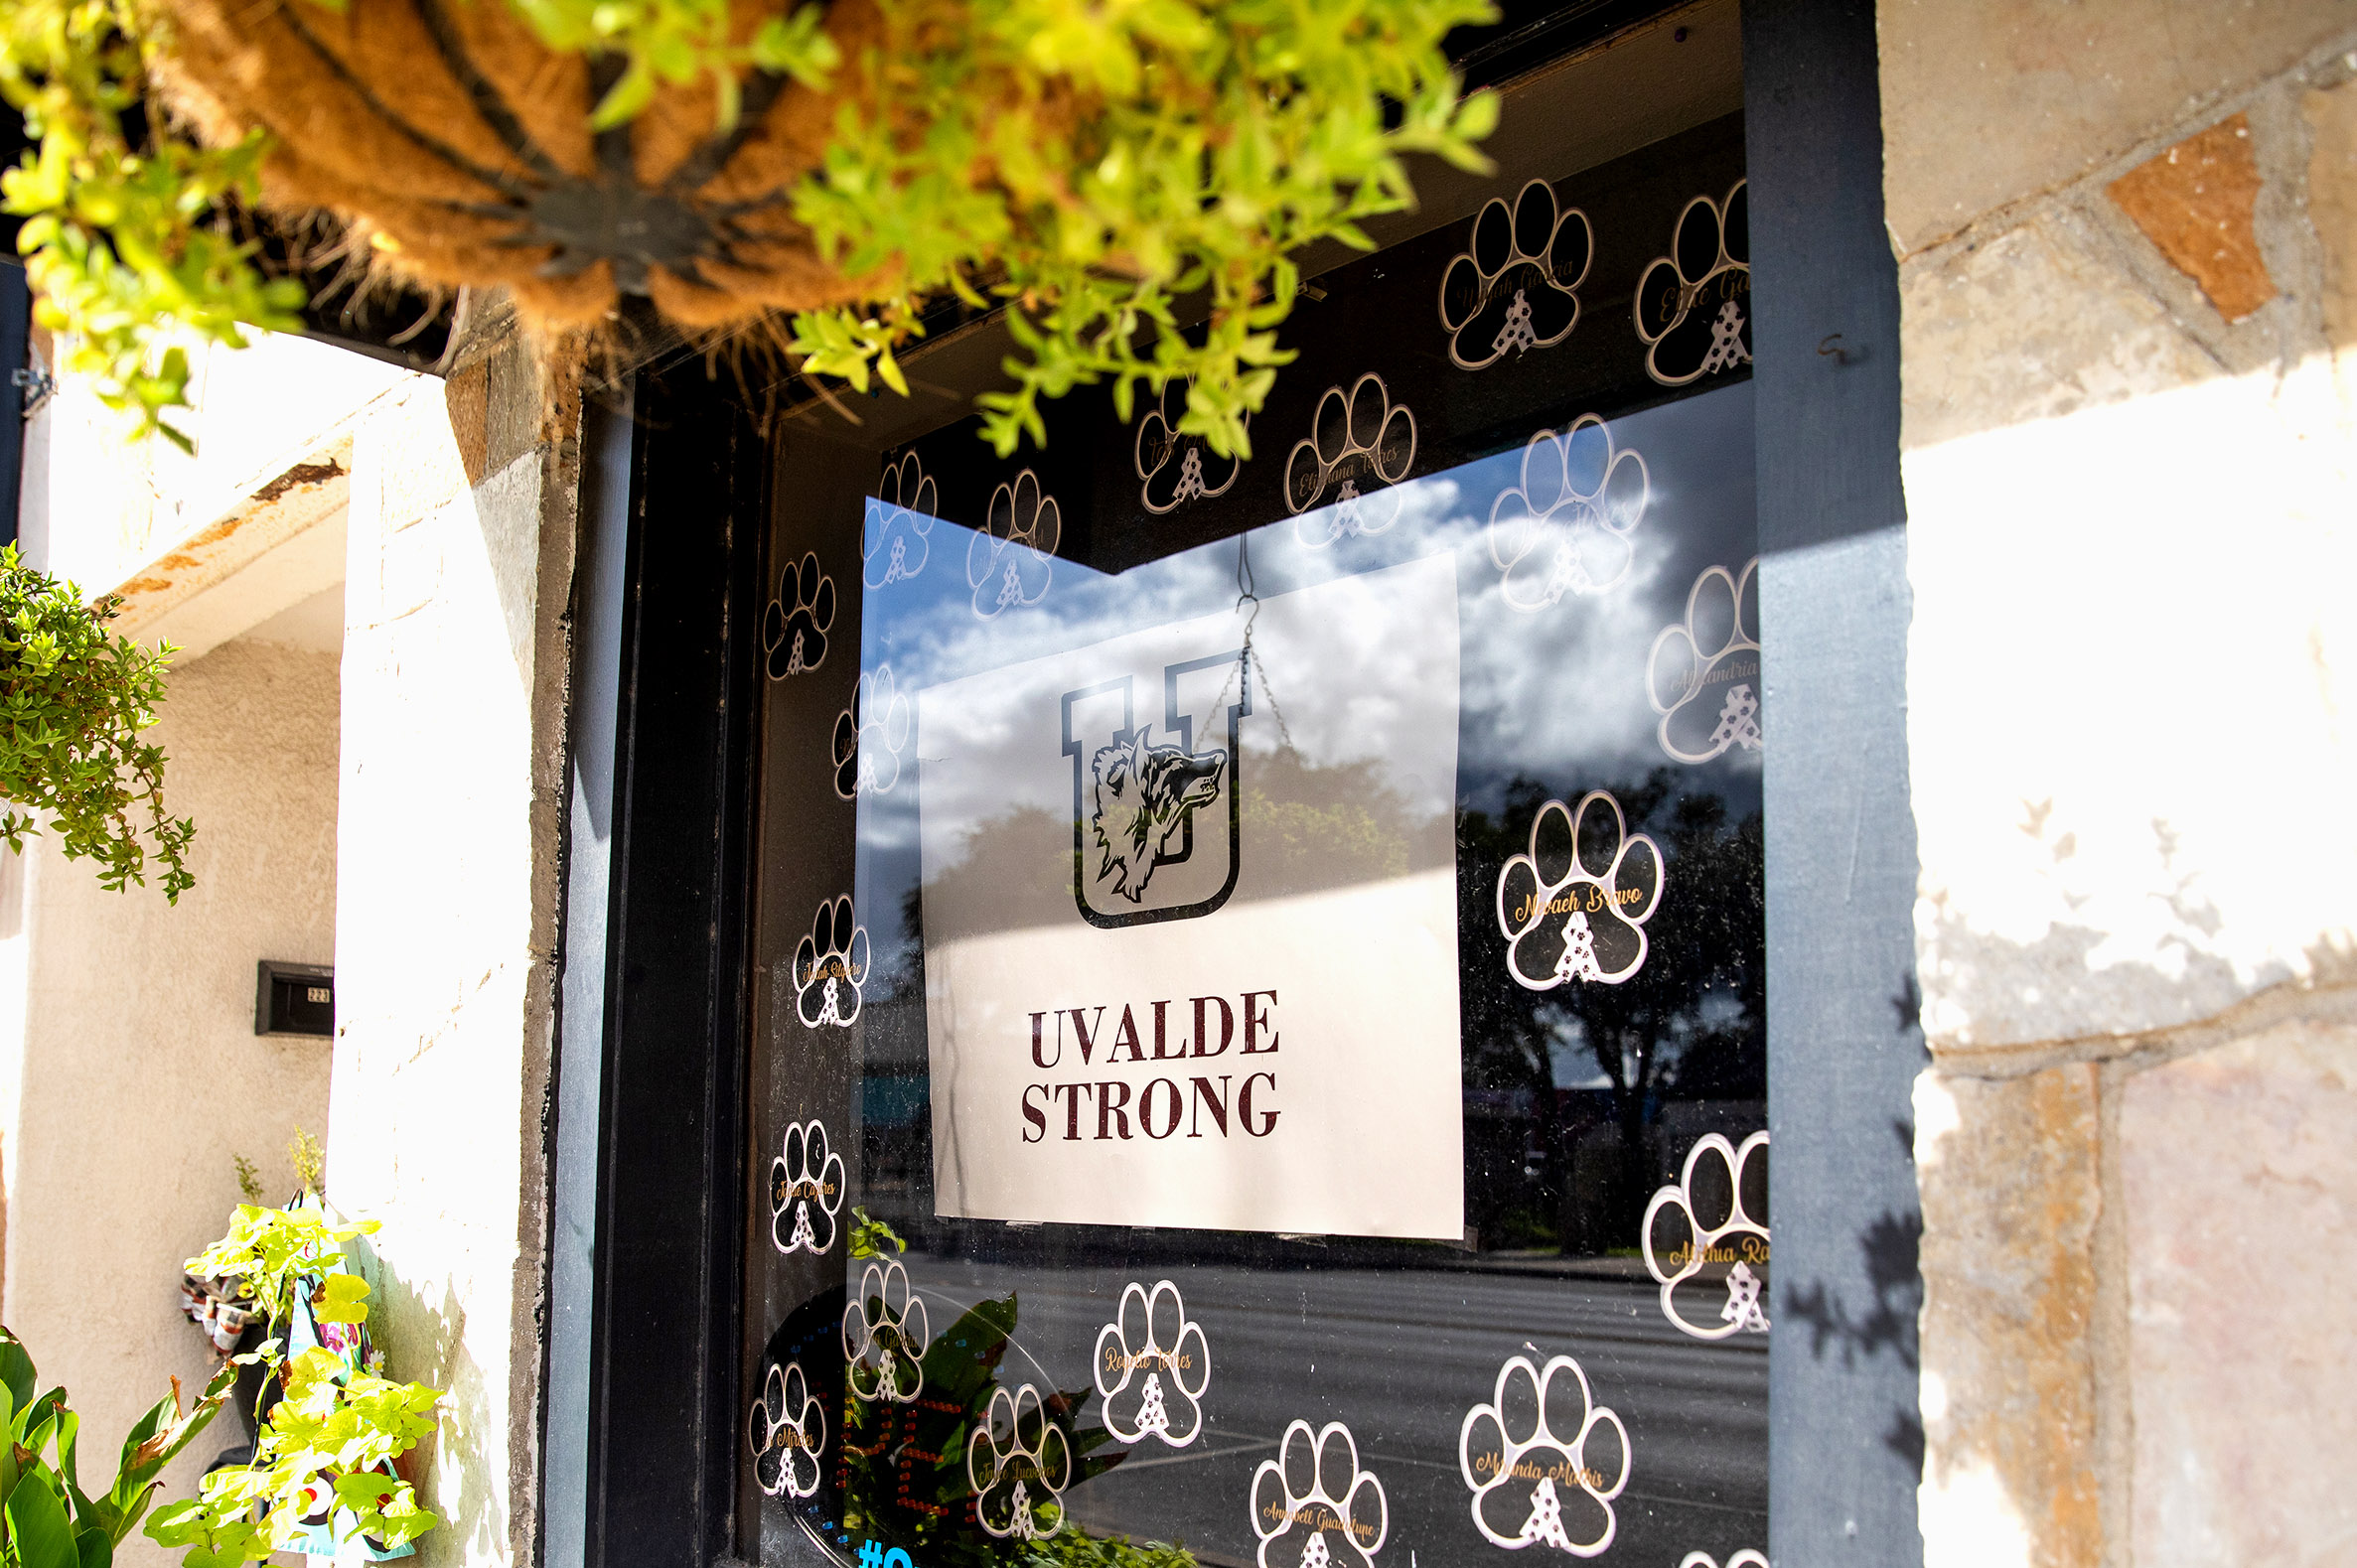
<box><xmin>741</xmin><ymin>48</ymin><xmax>1764</xmax><ymax>1568</ymax></box>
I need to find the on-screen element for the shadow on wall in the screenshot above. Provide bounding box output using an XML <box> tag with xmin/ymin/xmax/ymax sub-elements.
<box><xmin>345</xmin><ymin>1222</ymin><xmax>508</xmax><ymax>1567</ymax></box>
<box><xmin>1784</xmin><ymin>1128</ymin><xmax>1926</xmax><ymax>1478</ymax></box>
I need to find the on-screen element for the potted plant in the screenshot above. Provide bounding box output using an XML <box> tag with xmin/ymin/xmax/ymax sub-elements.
<box><xmin>0</xmin><ymin>543</ymin><xmax>193</xmax><ymax>900</ymax></box>
<box><xmin>0</xmin><ymin>1324</ymin><xmax>234</xmax><ymax>1567</ymax></box>
<box><xmin>149</xmin><ymin>1157</ymin><xmax>448</xmax><ymax>1566</ymax></box>
<box><xmin>1</xmin><ymin>0</ymin><xmax>1499</xmax><ymax>456</ymax></box>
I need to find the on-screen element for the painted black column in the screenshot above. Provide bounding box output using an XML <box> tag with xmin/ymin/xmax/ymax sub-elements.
<box><xmin>1745</xmin><ymin>2</ymin><xmax>1927</xmax><ymax>1563</ymax></box>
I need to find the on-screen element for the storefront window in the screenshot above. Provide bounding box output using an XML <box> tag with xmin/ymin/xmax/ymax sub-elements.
<box><xmin>746</xmin><ymin>110</ymin><xmax>1763</xmax><ymax>1568</ymax></box>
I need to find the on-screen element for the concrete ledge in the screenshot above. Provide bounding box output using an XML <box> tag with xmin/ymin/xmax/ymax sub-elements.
<box><xmin>96</xmin><ymin>434</ymin><xmax>351</xmax><ymax>662</ymax></box>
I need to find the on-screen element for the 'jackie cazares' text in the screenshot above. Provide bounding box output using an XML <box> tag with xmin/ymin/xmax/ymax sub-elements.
<box><xmin>1020</xmin><ymin>991</ymin><xmax>1279</xmax><ymax>1143</ymax></box>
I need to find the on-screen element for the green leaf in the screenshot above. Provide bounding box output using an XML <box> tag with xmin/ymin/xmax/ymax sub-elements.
<box><xmin>8</xmin><ymin>1468</ymin><xmax>78</xmax><ymax>1568</ymax></box>
<box><xmin>0</xmin><ymin>1330</ymin><xmax>40</xmax><ymax>1417</ymax></box>
<box><xmin>588</xmin><ymin>58</ymin><xmax>659</xmax><ymax>130</ymax></box>
<box><xmin>314</xmin><ymin>1274</ymin><xmax>369</xmax><ymax>1326</ymax></box>
<box><xmin>73</xmin><ymin>1523</ymin><xmax>111</xmax><ymax>1568</ymax></box>
<box><xmin>53</xmin><ymin>1407</ymin><xmax>77</xmax><ymax>1495</ymax></box>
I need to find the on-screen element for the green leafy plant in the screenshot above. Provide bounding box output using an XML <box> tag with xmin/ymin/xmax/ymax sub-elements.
<box><xmin>0</xmin><ymin>0</ymin><xmax>306</xmax><ymax>449</ymax></box>
<box><xmin>286</xmin><ymin>1126</ymin><xmax>324</xmax><ymax>1200</ymax></box>
<box><xmin>840</xmin><ymin>1288</ymin><xmax>1128</xmax><ymax>1568</ymax></box>
<box><xmin>835</xmin><ymin>1214</ymin><xmax>1135</xmax><ymax>1568</ymax></box>
<box><xmin>787</xmin><ymin>0</ymin><xmax>1500</xmax><ymax>457</ymax></box>
<box><xmin>505</xmin><ymin>0</ymin><xmax>842</xmax><ymax>129</ymax></box>
<box><xmin>230</xmin><ymin>1154</ymin><xmax>263</xmax><ymax>1205</ymax></box>
<box><xmin>847</xmin><ymin>1205</ymin><xmax>906</xmax><ymax>1260</ymax></box>
<box><xmin>0</xmin><ymin>1325</ymin><xmax>234</xmax><ymax>1568</ymax></box>
<box><xmin>147</xmin><ymin>1202</ymin><xmax>446</xmax><ymax>1565</ymax></box>
<box><xmin>180</xmin><ymin>1203</ymin><xmax>373</xmax><ymax>1337</ymax></box>
<box><xmin>0</xmin><ymin>543</ymin><xmax>193</xmax><ymax>901</ymax></box>
<box><xmin>1019</xmin><ymin>1528</ymin><xmax>1198</xmax><ymax>1568</ymax></box>
<box><xmin>0</xmin><ymin>0</ymin><xmax>1497</xmax><ymax>458</ymax></box>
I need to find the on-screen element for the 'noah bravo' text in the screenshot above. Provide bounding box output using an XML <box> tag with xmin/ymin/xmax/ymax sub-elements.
<box><xmin>1021</xmin><ymin>992</ymin><xmax>1280</xmax><ymax>1143</ymax></box>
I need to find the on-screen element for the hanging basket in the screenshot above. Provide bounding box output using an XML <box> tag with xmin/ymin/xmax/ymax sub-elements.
<box><xmin>150</xmin><ymin>0</ymin><xmax>895</xmax><ymax>334</ymax></box>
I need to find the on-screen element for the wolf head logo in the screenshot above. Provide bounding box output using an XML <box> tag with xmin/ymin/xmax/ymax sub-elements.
<box><xmin>1063</xmin><ymin>650</ymin><xmax>1249</xmax><ymax>927</ymax></box>
<box><xmin>1090</xmin><ymin>730</ymin><xmax>1228</xmax><ymax>903</ymax></box>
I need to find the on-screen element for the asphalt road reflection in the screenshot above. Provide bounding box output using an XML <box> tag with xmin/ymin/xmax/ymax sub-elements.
<box><xmin>901</xmin><ymin>1254</ymin><xmax>1767</xmax><ymax>1568</ymax></box>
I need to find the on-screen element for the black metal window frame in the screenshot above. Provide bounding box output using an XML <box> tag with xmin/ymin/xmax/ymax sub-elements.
<box><xmin>539</xmin><ymin>4</ymin><xmax>1924</xmax><ymax>1564</ymax></box>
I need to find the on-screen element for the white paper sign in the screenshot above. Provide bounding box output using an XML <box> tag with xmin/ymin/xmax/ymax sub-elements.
<box><xmin>916</xmin><ymin>554</ymin><xmax>1464</xmax><ymax>1238</ymax></box>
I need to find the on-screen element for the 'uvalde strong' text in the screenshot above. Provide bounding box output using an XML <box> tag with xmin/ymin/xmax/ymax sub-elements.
<box><xmin>915</xmin><ymin>555</ymin><xmax>1466</xmax><ymax>1237</ymax></box>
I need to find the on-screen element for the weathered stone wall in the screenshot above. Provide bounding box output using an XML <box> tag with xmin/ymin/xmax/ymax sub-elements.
<box><xmin>328</xmin><ymin>314</ymin><xmax>575</xmax><ymax>1567</ymax></box>
<box><xmin>1883</xmin><ymin>4</ymin><xmax>2357</xmax><ymax>1565</ymax></box>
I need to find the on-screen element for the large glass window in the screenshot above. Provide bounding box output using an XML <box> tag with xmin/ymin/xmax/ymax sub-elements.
<box><xmin>745</xmin><ymin>106</ymin><xmax>1763</xmax><ymax>1568</ymax></box>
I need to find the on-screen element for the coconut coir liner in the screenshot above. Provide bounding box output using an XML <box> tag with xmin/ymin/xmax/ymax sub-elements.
<box><xmin>148</xmin><ymin>0</ymin><xmax>896</xmax><ymax>333</ymax></box>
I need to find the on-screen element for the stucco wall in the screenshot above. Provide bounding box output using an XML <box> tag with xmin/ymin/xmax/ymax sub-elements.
<box><xmin>1883</xmin><ymin>4</ymin><xmax>2357</xmax><ymax>1565</ymax></box>
<box><xmin>326</xmin><ymin>321</ymin><xmax>574</xmax><ymax>1567</ymax></box>
<box><xmin>0</xmin><ymin>629</ymin><xmax>341</xmax><ymax>1566</ymax></box>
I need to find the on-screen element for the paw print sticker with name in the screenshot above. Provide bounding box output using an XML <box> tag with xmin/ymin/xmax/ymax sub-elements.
<box><xmin>1285</xmin><ymin>373</ymin><xmax>1417</xmax><ymax>547</ymax></box>
<box><xmin>1649</xmin><ymin>559</ymin><xmax>1761</xmax><ymax>764</ymax></box>
<box><xmin>1439</xmin><ymin>179</ymin><xmax>1593</xmax><ymax>370</ymax></box>
<box><xmin>1458</xmin><ymin>1349</ymin><xmax>1630</xmax><ymax>1557</ymax></box>
<box><xmin>793</xmin><ymin>896</ymin><xmax>870</xmax><ymax>1028</ymax></box>
<box><xmin>832</xmin><ymin>665</ymin><xmax>911</xmax><ymax>799</ymax></box>
<box><xmin>842</xmin><ymin>1257</ymin><xmax>930</xmax><ymax>1403</ymax></box>
<box><xmin>1251</xmin><ymin>1420</ymin><xmax>1389</xmax><ymax>1568</ymax></box>
<box><xmin>1635</xmin><ymin>181</ymin><xmax>1750</xmax><ymax>387</ymax></box>
<box><xmin>768</xmin><ymin>1118</ymin><xmax>845</xmax><ymax>1256</ymax></box>
<box><xmin>763</xmin><ymin>552</ymin><xmax>835</xmax><ymax>678</ymax></box>
<box><xmin>968</xmin><ymin>470</ymin><xmax>1061</xmax><ymax>618</ymax></box>
<box><xmin>1496</xmin><ymin>791</ymin><xmax>1664</xmax><ymax>990</ymax></box>
<box><xmin>967</xmin><ymin>1382</ymin><xmax>1074</xmax><ymax>1540</ymax></box>
<box><xmin>1136</xmin><ymin>379</ymin><xmax>1245</xmax><ymax>514</ymax></box>
<box><xmin>747</xmin><ymin>1359</ymin><xmax>824</xmax><ymax>1498</ymax></box>
<box><xmin>865</xmin><ymin>452</ymin><xmax>938</xmax><ymax>589</ymax></box>
<box><xmin>1095</xmin><ymin>1278</ymin><xmax>1212</xmax><ymax>1448</ymax></box>
<box><xmin>1644</xmin><ymin>1131</ymin><xmax>1770</xmax><ymax>1340</ymax></box>
<box><xmin>1488</xmin><ymin>416</ymin><xmax>1649</xmax><ymax>611</ymax></box>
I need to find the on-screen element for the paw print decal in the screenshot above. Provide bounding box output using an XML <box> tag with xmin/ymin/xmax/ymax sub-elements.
<box><xmin>1439</xmin><ymin>180</ymin><xmax>1593</xmax><ymax>370</ymax></box>
<box><xmin>1679</xmin><ymin>1553</ymin><xmax>1768</xmax><ymax>1568</ymax></box>
<box><xmin>1136</xmin><ymin>379</ymin><xmax>1244</xmax><ymax>514</ymax></box>
<box><xmin>1496</xmin><ymin>791</ymin><xmax>1664</xmax><ymax>990</ymax></box>
<box><xmin>767</xmin><ymin>1118</ymin><xmax>845</xmax><ymax>1256</ymax></box>
<box><xmin>967</xmin><ymin>1382</ymin><xmax>1074</xmax><ymax>1540</ymax></box>
<box><xmin>1251</xmin><ymin>1420</ymin><xmax>1389</xmax><ymax>1568</ymax></box>
<box><xmin>1649</xmin><ymin>559</ymin><xmax>1761</xmax><ymax>765</ymax></box>
<box><xmin>865</xmin><ymin>452</ymin><xmax>937</xmax><ymax>589</ymax></box>
<box><xmin>1635</xmin><ymin>181</ymin><xmax>1750</xmax><ymax>386</ymax></box>
<box><xmin>967</xmin><ymin>470</ymin><xmax>1060</xmax><ymax>618</ymax></box>
<box><xmin>1285</xmin><ymin>374</ymin><xmax>1417</xmax><ymax>547</ymax></box>
<box><xmin>1095</xmin><ymin>1279</ymin><xmax>1212</xmax><ymax>1448</ymax></box>
<box><xmin>831</xmin><ymin>665</ymin><xmax>911</xmax><ymax>799</ymax></box>
<box><xmin>841</xmin><ymin>1257</ymin><xmax>930</xmax><ymax>1403</ymax></box>
<box><xmin>1487</xmin><ymin>416</ymin><xmax>1648</xmax><ymax>611</ymax></box>
<box><xmin>763</xmin><ymin>552</ymin><xmax>835</xmax><ymax>678</ymax></box>
<box><xmin>1458</xmin><ymin>1350</ymin><xmax>1630</xmax><ymax>1557</ymax></box>
<box><xmin>793</xmin><ymin>896</ymin><xmax>870</xmax><ymax>1028</ymax></box>
<box><xmin>747</xmin><ymin>1359</ymin><xmax>824</xmax><ymax>1498</ymax></box>
<box><xmin>1644</xmin><ymin>1131</ymin><xmax>1770</xmax><ymax>1340</ymax></box>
